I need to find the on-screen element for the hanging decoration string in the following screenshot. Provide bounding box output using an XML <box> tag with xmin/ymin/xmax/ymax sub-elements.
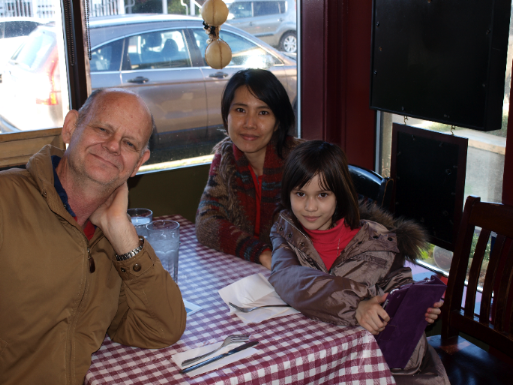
<box><xmin>84</xmin><ymin>0</ymin><xmax>92</xmax><ymax>60</ymax></box>
<box><xmin>63</xmin><ymin>0</ymin><xmax>75</xmax><ymax>66</ymax></box>
<box><xmin>201</xmin><ymin>0</ymin><xmax>232</xmax><ymax>69</ymax></box>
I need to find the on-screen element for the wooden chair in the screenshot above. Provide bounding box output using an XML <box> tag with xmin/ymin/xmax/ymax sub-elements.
<box><xmin>348</xmin><ymin>164</ymin><xmax>394</xmax><ymax>210</ymax></box>
<box><xmin>428</xmin><ymin>195</ymin><xmax>513</xmax><ymax>385</ymax></box>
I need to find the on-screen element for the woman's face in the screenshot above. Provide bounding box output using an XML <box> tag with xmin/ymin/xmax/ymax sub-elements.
<box><xmin>290</xmin><ymin>173</ymin><xmax>337</xmax><ymax>231</ymax></box>
<box><xmin>227</xmin><ymin>85</ymin><xmax>277</xmax><ymax>159</ymax></box>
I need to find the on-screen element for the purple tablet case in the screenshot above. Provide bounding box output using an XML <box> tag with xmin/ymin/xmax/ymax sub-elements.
<box><xmin>375</xmin><ymin>275</ymin><xmax>447</xmax><ymax>369</ymax></box>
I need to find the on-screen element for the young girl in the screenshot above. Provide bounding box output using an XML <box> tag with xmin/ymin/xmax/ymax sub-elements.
<box><xmin>269</xmin><ymin>140</ymin><xmax>448</xmax><ymax>383</ymax></box>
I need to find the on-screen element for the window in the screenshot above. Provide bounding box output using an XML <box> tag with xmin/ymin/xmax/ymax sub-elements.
<box><xmin>127</xmin><ymin>30</ymin><xmax>191</xmax><ymax>70</ymax></box>
<box><xmin>0</xmin><ymin>14</ymin><xmax>69</xmax><ymax>136</ymax></box>
<box><xmin>90</xmin><ymin>39</ymin><xmax>123</xmax><ymax>72</ymax></box>
<box><xmin>0</xmin><ymin>1</ymin><xmax>69</xmax><ymax>168</ymax></box>
<box><xmin>229</xmin><ymin>2</ymin><xmax>253</xmax><ymax>19</ymax></box>
<box><xmin>4</xmin><ymin>20</ymin><xmax>40</xmax><ymax>37</ymax></box>
<box><xmin>377</xmin><ymin>8</ymin><xmax>513</xmax><ymax>276</ymax></box>
<box><xmin>254</xmin><ymin>2</ymin><xmax>280</xmax><ymax>17</ymax></box>
<box><xmin>0</xmin><ymin>1</ymin><xmax>297</xmax><ymax>172</ymax></box>
<box><xmin>193</xmin><ymin>29</ymin><xmax>282</xmax><ymax>69</ymax></box>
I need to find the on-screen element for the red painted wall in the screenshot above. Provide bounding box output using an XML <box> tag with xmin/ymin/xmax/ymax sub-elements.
<box><xmin>300</xmin><ymin>0</ymin><xmax>376</xmax><ymax>169</ymax></box>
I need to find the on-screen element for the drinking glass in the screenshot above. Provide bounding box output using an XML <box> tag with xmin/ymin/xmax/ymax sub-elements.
<box><xmin>127</xmin><ymin>208</ymin><xmax>153</xmax><ymax>238</ymax></box>
<box><xmin>146</xmin><ymin>220</ymin><xmax>180</xmax><ymax>282</ymax></box>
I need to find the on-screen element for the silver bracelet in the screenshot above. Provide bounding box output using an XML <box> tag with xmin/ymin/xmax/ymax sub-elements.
<box><xmin>116</xmin><ymin>236</ymin><xmax>144</xmax><ymax>261</ymax></box>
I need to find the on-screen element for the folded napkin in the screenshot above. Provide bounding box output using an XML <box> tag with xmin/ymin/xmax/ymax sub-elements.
<box><xmin>172</xmin><ymin>340</ymin><xmax>258</xmax><ymax>377</ymax></box>
<box><xmin>218</xmin><ymin>273</ymin><xmax>299</xmax><ymax>324</ymax></box>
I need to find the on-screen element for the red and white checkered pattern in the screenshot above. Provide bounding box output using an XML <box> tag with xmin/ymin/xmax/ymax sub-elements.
<box><xmin>85</xmin><ymin>215</ymin><xmax>395</xmax><ymax>385</ymax></box>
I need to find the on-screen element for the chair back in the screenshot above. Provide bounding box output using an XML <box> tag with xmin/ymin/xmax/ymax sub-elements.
<box><xmin>348</xmin><ymin>164</ymin><xmax>394</xmax><ymax>209</ymax></box>
<box><xmin>442</xmin><ymin>195</ymin><xmax>513</xmax><ymax>358</ymax></box>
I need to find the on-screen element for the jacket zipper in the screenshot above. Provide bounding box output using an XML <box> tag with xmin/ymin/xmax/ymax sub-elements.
<box><xmin>66</xmin><ymin>233</ymin><xmax>102</xmax><ymax>384</ymax></box>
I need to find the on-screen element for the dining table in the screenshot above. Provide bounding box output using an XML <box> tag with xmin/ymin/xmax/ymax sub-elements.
<box><xmin>85</xmin><ymin>215</ymin><xmax>396</xmax><ymax>384</ymax></box>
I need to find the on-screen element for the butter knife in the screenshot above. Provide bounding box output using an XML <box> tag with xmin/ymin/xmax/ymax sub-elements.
<box><xmin>180</xmin><ymin>340</ymin><xmax>259</xmax><ymax>374</ymax></box>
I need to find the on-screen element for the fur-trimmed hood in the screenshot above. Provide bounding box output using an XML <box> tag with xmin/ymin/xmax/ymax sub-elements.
<box><xmin>359</xmin><ymin>202</ymin><xmax>427</xmax><ymax>262</ymax></box>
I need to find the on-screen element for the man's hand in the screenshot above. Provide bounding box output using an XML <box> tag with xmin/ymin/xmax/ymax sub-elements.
<box><xmin>90</xmin><ymin>183</ymin><xmax>139</xmax><ymax>255</ymax></box>
<box><xmin>356</xmin><ymin>294</ymin><xmax>390</xmax><ymax>335</ymax></box>
<box><xmin>259</xmin><ymin>250</ymin><xmax>272</xmax><ymax>270</ymax></box>
<box><xmin>425</xmin><ymin>300</ymin><xmax>443</xmax><ymax>323</ymax></box>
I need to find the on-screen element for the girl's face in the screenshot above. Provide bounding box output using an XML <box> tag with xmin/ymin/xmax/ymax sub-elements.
<box><xmin>290</xmin><ymin>173</ymin><xmax>337</xmax><ymax>231</ymax></box>
<box><xmin>227</xmin><ymin>85</ymin><xmax>277</xmax><ymax>158</ymax></box>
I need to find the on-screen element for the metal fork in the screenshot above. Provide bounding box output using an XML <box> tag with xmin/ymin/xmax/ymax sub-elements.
<box><xmin>229</xmin><ymin>302</ymin><xmax>291</xmax><ymax>313</ymax></box>
<box><xmin>181</xmin><ymin>334</ymin><xmax>250</xmax><ymax>367</ymax></box>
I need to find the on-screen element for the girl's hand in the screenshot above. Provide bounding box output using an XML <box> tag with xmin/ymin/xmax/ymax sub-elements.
<box><xmin>259</xmin><ymin>250</ymin><xmax>273</xmax><ymax>270</ymax></box>
<box><xmin>356</xmin><ymin>294</ymin><xmax>390</xmax><ymax>335</ymax></box>
<box><xmin>425</xmin><ymin>300</ymin><xmax>443</xmax><ymax>323</ymax></box>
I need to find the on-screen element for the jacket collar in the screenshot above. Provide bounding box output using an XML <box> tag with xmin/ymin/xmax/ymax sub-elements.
<box><xmin>26</xmin><ymin>145</ymin><xmax>102</xmax><ymax>243</ymax></box>
<box><xmin>276</xmin><ymin>211</ymin><xmax>327</xmax><ymax>272</ymax></box>
<box><xmin>276</xmin><ymin>209</ymin><xmax>400</xmax><ymax>272</ymax></box>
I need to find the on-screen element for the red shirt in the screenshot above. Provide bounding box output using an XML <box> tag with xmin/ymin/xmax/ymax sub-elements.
<box><xmin>304</xmin><ymin>219</ymin><xmax>361</xmax><ymax>271</ymax></box>
<box><xmin>74</xmin><ymin>217</ymin><xmax>96</xmax><ymax>241</ymax></box>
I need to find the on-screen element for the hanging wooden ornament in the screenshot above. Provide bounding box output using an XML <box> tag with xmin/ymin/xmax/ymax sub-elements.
<box><xmin>200</xmin><ymin>0</ymin><xmax>229</xmax><ymax>27</ymax></box>
<box><xmin>205</xmin><ymin>39</ymin><xmax>232</xmax><ymax>69</ymax></box>
<box><xmin>201</xmin><ymin>0</ymin><xmax>232</xmax><ymax>70</ymax></box>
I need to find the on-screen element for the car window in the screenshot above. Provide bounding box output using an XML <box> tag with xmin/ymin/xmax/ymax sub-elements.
<box><xmin>0</xmin><ymin>22</ymin><xmax>4</xmax><ymax>39</ymax></box>
<box><xmin>229</xmin><ymin>2</ymin><xmax>253</xmax><ymax>19</ymax></box>
<box><xmin>127</xmin><ymin>30</ymin><xmax>191</xmax><ymax>70</ymax></box>
<box><xmin>11</xmin><ymin>28</ymin><xmax>54</xmax><ymax>70</ymax></box>
<box><xmin>90</xmin><ymin>39</ymin><xmax>124</xmax><ymax>72</ymax></box>
<box><xmin>254</xmin><ymin>2</ymin><xmax>280</xmax><ymax>16</ymax></box>
<box><xmin>192</xmin><ymin>29</ymin><xmax>282</xmax><ymax>68</ymax></box>
<box><xmin>278</xmin><ymin>1</ymin><xmax>286</xmax><ymax>13</ymax></box>
<box><xmin>4</xmin><ymin>21</ymin><xmax>40</xmax><ymax>38</ymax></box>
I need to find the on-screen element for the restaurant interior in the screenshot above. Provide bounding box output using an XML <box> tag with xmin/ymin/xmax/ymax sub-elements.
<box><xmin>1</xmin><ymin>0</ymin><xmax>513</xmax><ymax>384</ymax></box>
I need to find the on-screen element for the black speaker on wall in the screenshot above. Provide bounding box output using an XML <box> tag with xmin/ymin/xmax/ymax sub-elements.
<box><xmin>370</xmin><ymin>0</ymin><xmax>511</xmax><ymax>131</ymax></box>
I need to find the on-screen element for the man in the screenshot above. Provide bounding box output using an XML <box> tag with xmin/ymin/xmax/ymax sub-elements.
<box><xmin>0</xmin><ymin>89</ymin><xmax>186</xmax><ymax>384</ymax></box>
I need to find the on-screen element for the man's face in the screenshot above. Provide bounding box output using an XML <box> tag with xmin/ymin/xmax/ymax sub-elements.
<box><xmin>63</xmin><ymin>91</ymin><xmax>151</xmax><ymax>189</ymax></box>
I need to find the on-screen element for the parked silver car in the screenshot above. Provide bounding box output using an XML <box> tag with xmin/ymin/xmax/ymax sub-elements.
<box><xmin>0</xmin><ymin>17</ymin><xmax>43</xmax><ymax>79</ymax></box>
<box><xmin>0</xmin><ymin>15</ymin><xmax>297</xmax><ymax>155</ymax></box>
<box><xmin>226</xmin><ymin>0</ymin><xmax>297</xmax><ymax>53</ymax></box>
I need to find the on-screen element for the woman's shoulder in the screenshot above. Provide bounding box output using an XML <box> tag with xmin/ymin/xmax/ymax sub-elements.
<box><xmin>281</xmin><ymin>136</ymin><xmax>306</xmax><ymax>158</ymax></box>
<box><xmin>213</xmin><ymin>136</ymin><xmax>233</xmax><ymax>155</ymax></box>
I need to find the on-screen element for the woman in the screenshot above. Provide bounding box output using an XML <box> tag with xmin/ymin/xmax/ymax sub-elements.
<box><xmin>195</xmin><ymin>69</ymin><xmax>300</xmax><ymax>269</ymax></box>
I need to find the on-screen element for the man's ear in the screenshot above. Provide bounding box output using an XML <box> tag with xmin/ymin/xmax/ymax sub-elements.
<box><xmin>61</xmin><ymin>110</ymin><xmax>79</xmax><ymax>144</ymax></box>
<box><xmin>131</xmin><ymin>149</ymin><xmax>151</xmax><ymax>177</ymax></box>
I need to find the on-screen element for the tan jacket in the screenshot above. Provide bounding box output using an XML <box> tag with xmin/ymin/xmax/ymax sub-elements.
<box><xmin>0</xmin><ymin>145</ymin><xmax>186</xmax><ymax>385</ymax></box>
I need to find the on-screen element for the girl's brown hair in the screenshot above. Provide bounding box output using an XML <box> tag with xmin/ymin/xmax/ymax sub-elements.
<box><xmin>280</xmin><ymin>140</ymin><xmax>360</xmax><ymax>229</ymax></box>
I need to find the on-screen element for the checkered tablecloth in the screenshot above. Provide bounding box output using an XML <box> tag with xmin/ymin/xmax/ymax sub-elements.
<box><xmin>85</xmin><ymin>215</ymin><xmax>395</xmax><ymax>385</ymax></box>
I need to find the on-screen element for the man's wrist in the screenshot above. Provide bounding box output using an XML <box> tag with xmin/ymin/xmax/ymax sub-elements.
<box><xmin>116</xmin><ymin>236</ymin><xmax>144</xmax><ymax>261</ymax></box>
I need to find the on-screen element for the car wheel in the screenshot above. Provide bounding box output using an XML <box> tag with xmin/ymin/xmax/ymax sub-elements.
<box><xmin>280</xmin><ymin>31</ymin><xmax>297</xmax><ymax>53</ymax></box>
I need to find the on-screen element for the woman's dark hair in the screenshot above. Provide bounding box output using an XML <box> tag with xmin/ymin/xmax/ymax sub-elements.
<box><xmin>280</xmin><ymin>140</ymin><xmax>360</xmax><ymax>229</ymax></box>
<box><xmin>221</xmin><ymin>69</ymin><xmax>295</xmax><ymax>158</ymax></box>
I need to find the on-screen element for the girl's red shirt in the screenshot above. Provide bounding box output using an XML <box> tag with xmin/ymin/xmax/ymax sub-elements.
<box><xmin>304</xmin><ymin>218</ymin><xmax>361</xmax><ymax>271</ymax></box>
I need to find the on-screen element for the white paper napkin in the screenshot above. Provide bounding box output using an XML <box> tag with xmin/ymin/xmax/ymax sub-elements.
<box><xmin>172</xmin><ymin>341</ymin><xmax>258</xmax><ymax>377</ymax></box>
<box><xmin>218</xmin><ymin>273</ymin><xmax>300</xmax><ymax>324</ymax></box>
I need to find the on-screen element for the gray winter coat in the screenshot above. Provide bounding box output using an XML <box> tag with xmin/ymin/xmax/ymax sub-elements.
<box><xmin>268</xmin><ymin>205</ymin><xmax>450</xmax><ymax>383</ymax></box>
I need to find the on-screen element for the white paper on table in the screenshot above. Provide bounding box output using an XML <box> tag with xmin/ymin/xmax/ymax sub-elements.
<box><xmin>218</xmin><ymin>273</ymin><xmax>300</xmax><ymax>324</ymax></box>
<box><xmin>172</xmin><ymin>341</ymin><xmax>258</xmax><ymax>377</ymax></box>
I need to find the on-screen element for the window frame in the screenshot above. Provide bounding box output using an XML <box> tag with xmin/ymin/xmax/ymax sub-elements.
<box><xmin>2</xmin><ymin>0</ymin><xmax>513</xmax><ymax>205</ymax></box>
